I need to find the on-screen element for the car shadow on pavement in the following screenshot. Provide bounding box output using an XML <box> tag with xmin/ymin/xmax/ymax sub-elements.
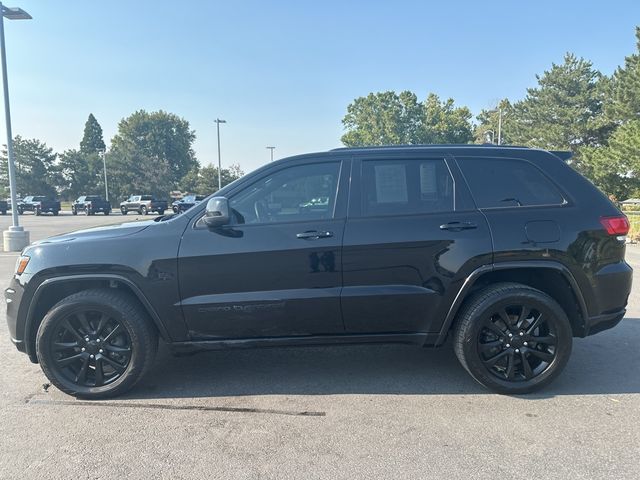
<box><xmin>125</xmin><ymin>318</ymin><xmax>640</xmax><ymax>399</ymax></box>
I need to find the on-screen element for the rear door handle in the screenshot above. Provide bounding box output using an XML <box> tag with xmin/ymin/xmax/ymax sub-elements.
<box><xmin>439</xmin><ymin>221</ymin><xmax>478</xmax><ymax>231</ymax></box>
<box><xmin>296</xmin><ymin>230</ymin><xmax>334</xmax><ymax>239</ymax></box>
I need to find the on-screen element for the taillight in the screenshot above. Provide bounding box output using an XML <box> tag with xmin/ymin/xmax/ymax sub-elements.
<box><xmin>600</xmin><ymin>216</ymin><xmax>630</xmax><ymax>236</ymax></box>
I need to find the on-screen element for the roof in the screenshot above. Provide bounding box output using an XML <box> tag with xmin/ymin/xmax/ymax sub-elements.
<box><xmin>330</xmin><ymin>144</ymin><xmax>532</xmax><ymax>152</ymax></box>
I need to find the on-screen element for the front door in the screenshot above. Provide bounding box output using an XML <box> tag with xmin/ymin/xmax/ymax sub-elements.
<box><xmin>177</xmin><ymin>158</ymin><xmax>349</xmax><ymax>339</ymax></box>
<box><xmin>341</xmin><ymin>155</ymin><xmax>492</xmax><ymax>334</ymax></box>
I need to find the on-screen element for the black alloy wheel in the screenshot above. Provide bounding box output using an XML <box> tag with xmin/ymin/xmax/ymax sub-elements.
<box><xmin>454</xmin><ymin>283</ymin><xmax>572</xmax><ymax>394</ymax></box>
<box><xmin>47</xmin><ymin>310</ymin><xmax>132</xmax><ymax>388</ymax></box>
<box><xmin>36</xmin><ymin>289</ymin><xmax>157</xmax><ymax>398</ymax></box>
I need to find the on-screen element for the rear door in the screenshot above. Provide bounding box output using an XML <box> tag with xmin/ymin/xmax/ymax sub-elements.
<box><xmin>341</xmin><ymin>153</ymin><xmax>492</xmax><ymax>334</ymax></box>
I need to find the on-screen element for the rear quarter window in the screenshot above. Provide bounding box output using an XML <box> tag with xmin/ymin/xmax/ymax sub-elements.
<box><xmin>457</xmin><ymin>157</ymin><xmax>565</xmax><ymax>208</ymax></box>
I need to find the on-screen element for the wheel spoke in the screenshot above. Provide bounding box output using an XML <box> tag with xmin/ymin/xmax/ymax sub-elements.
<box><xmin>75</xmin><ymin>355</ymin><xmax>90</xmax><ymax>384</ymax></box>
<box><xmin>76</xmin><ymin>312</ymin><xmax>92</xmax><ymax>335</ymax></box>
<box><xmin>94</xmin><ymin>358</ymin><xmax>105</xmax><ymax>387</ymax></box>
<box><xmin>102</xmin><ymin>355</ymin><xmax>126</xmax><ymax>373</ymax></box>
<box><xmin>520</xmin><ymin>351</ymin><xmax>534</xmax><ymax>379</ymax></box>
<box><xmin>484</xmin><ymin>323</ymin><xmax>505</xmax><ymax>339</ymax></box>
<box><xmin>56</xmin><ymin>353</ymin><xmax>84</xmax><ymax>368</ymax></box>
<box><xmin>532</xmin><ymin>335</ymin><xmax>557</xmax><ymax>346</ymax></box>
<box><xmin>103</xmin><ymin>324</ymin><xmax>122</xmax><ymax>343</ymax></box>
<box><xmin>478</xmin><ymin>340</ymin><xmax>502</xmax><ymax>353</ymax></box>
<box><xmin>525</xmin><ymin>347</ymin><xmax>554</xmax><ymax>363</ymax></box>
<box><xmin>95</xmin><ymin>314</ymin><xmax>108</xmax><ymax>337</ymax></box>
<box><xmin>53</xmin><ymin>341</ymin><xmax>78</xmax><ymax>351</ymax></box>
<box><xmin>517</xmin><ymin>306</ymin><xmax>531</xmax><ymax>329</ymax></box>
<box><xmin>104</xmin><ymin>344</ymin><xmax>131</xmax><ymax>354</ymax></box>
<box><xmin>498</xmin><ymin>309</ymin><xmax>513</xmax><ymax>329</ymax></box>
<box><xmin>483</xmin><ymin>350</ymin><xmax>509</xmax><ymax>366</ymax></box>
<box><xmin>505</xmin><ymin>352</ymin><xmax>516</xmax><ymax>380</ymax></box>
<box><xmin>62</xmin><ymin>319</ymin><xmax>85</xmax><ymax>343</ymax></box>
<box><xmin>526</xmin><ymin>314</ymin><xmax>544</xmax><ymax>334</ymax></box>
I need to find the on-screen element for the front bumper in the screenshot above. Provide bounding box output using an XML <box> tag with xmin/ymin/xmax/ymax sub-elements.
<box><xmin>5</xmin><ymin>277</ymin><xmax>26</xmax><ymax>353</ymax></box>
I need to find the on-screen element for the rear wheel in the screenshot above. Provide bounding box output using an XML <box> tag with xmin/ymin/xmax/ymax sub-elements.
<box><xmin>453</xmin><ymin>283</ymin><xmax>572</xmax><ymax>394</ymax></box>
<box><xmin>72</xmin><ymin>207</ymin><xmax>77</xmax><ymax>215</ymax></box>
<box><xmin>157</xmin><ymin>209</ymin><xmax>165</xmax><ymax>216</ymax></box>
<box><xmin>36</xmin><ymin>289</ymin><xmax>157</xmax><ymax>399</ymax></box>
<box><xmin>35</xmin><ymin>207</ymin><xmax>41</xmax><ymax>216</ymax></box>
<box><xmin>139</xmin><ymin>206</ymin><xmax>147</xmax><ymax>215</ymax></box>
<box><xmin>120</xmin><ymin>207</ymin><xmax>128</xmax><ymax>215</ymax></box>
<box><xmin>53</xmin><ymin>210</ymin><xmax>59</xmax><ymax>216</ymax></box>
<box><xmin>104</xmin><ymin>210</ymin><xmax>110</xmax><ymax>215</ymax></box>
<box><xmin>84</xmin><ymin>208</ymin><xmax>91</xmax><ymax>216</ymax></box>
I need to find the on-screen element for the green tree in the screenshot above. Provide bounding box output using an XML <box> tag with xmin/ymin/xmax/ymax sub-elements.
<box><xmin>576</xmin><ymin>121</ymin><xmax>640</xmax><ymax>200</ymax></box>
<box><xmin>107</xmin><ymin>110</ymin><xmax>198</xmax><ymax>200</ymax></box>
<box><xmin>474</xmin><ymin>99</ymin><xmax>514</xmax><ymax>144</ymax></box>
<box><xmin>0</xmin><ymin>136</ymin><xmax>61</xmax><ymax>198</ymax></box>
<box><xmin>508</xmin><ymin>54</ymin><xmax>608</xmax><ymax>151</ymax></box>
<box><xmin>605</xmin><ymin>27</ymin><xmax>640</xmax><ymax>124</ymax></box>
<box><xmin>58</xmin><ymin>149</ymin><xmax>104</xmax><ymax>200</ymax></box>
<box><xmin>179</xmin><ymin>164</ymin><xmax>244</xmax><ymax>194</ymax></box>
<box><xmin>80</xmin><ymin>113</ymin><xmax>106</xmax><ymax>154</ymax></box>
<box><xmin>341</xmin><ymin>91</ymin><xmax>473</xmax><ymax>146</ymax></box>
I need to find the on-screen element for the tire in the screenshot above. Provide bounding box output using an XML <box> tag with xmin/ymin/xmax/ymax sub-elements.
<box><xmin>53</xmin><ymin>210</ymin><xmax>59</xmax><ymax>216</ymax></box>
<box><xmin>139</xmin><ymin>206</ymin><xmax>147</xmax><ymax>215</ymax></box>
<box><xmin>453</xmin><ymin>282</ymin><xmax>572</xmax><ymax>395</ymax></box>
<box><xmin>157</xmin><ymin>209</ymin><xmax>165</xmax><ymax>216</ymax></box>
<box><xmin>17</xmin><ymin>208</ymin><xmax>23</xmax><ymax>215</ymax></box>
<box><xmin>35</xmin><ymin>207</ymin><xmax>41</xmax><ymax>216</ymax></box>
<box><xmin>36</xmin><ymin>289</ymin><xmax>158</xmax><ymax>399</ymax></box>
<box><xmin>84</xmin><ymin>208</ymin><xmax>91</xmax><ymax>216</ymax></box>
<box><xmin>104</xmin><ymin>210</ymin><xmax>110</xmax><ymax>215</ymax></box>
<box><xmin>121</xmin><ymin>207</ymin><xmax>128</xmax><ymax>215</ymax></box>
<box><xmin>172</xmin><ymin>206</ymin><xmax>179</xmax><ymax>214</ymax></box>
<box><xmin>72</xmin><ymin>208</ymin><xmax>77</xmax><ymax>216</ymax></box>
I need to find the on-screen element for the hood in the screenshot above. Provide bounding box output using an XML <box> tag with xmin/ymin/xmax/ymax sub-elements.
<box><xmin>33</xmin><ymin>219</ymin><xmax>155</xmax><ymax>245</ymax></box>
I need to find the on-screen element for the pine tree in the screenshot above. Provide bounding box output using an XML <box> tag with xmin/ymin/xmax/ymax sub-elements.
<box><xmin>80</xmin><ymin>113</ymin><xmax>106</xmax><ymax>154</ymax></box>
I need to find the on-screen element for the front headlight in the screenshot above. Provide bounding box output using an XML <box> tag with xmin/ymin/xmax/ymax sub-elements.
<box><xmin>15</xmin><ymin>255</ymin><xmax>30</xmax><ymax>275</ymax></box>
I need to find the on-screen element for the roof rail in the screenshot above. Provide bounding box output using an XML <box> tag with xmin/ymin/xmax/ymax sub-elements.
<box><xmin>550</xmin><ymin>150</ymin><xmax>573</xmax><ymax>162</ymax></box>
<box><xmin>330</xmin><ymin>144</ymin><xmax>532</xmax><ymax>152</ymax></box>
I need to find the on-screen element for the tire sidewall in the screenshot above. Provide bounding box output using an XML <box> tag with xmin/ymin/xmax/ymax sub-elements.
<box><xmin>459</xmin><ymin>289</ymin><xmax>573</xmax><ymax>394</ymax></box>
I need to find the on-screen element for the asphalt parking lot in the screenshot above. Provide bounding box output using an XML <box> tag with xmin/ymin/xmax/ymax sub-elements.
<box><xmin>0</xmin><ymin>213</ymin><xmax>638</xmax><ymax>479</ymax></box>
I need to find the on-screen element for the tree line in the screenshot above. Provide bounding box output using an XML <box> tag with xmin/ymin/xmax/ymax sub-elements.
<box><xmin>0</xmin><ymin>111</ymin><xmax>244</xmax><ymax>201</ymax></box>
<box><xmin>341</xmin><ymin>26</ymin><xmax>640</xmax><ymax>201</ymax></box>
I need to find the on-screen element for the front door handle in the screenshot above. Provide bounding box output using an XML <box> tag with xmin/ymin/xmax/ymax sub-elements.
<box><xmin>296</xmin><ymin>230</ymin><xmax>334</xmax><ymax>240</ymax></box>
<box><xmin>439</xmin><ymin>221</ymin><xmax>478</xmax><ymax>231</ymax></box>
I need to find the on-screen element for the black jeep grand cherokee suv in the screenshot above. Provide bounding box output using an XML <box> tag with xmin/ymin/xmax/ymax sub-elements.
<box><xmin>5</xmin><ymin>145</ymin><xmax>632</xmax><ymax>398</ymax></box>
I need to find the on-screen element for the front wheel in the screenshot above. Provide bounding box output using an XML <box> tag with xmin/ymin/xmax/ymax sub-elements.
<box><xmin>157</xmin><ymin>209</ymin><xmax>165</xmax><ymax>216</ymax></box>
<box><xmin>53</xmin><ymin>210</ymin><xmax>59</xmax><ymax>216</ymax></box>
<box><xmin>453</xmin><ymin>283</ymin><xmax>572</xmax><ymax>395</ymax></box>
<box><xmin>36</xmin><ymin>289</ymin><xmax>158</xmax><ymax>399</ymax></box>
<box><xmin>104</xmin><ymin>210</ymin><xmax>110</xmax><ymax>215</ymax></box>
<box><xmin>72</xmin><ymin>207</ymin><xmax>77</xmax><ymax>216</ymax></box>
<box><xmin>120</xmin><ymin>207</ymin><xmax>128</xmax><ymax>215</ymax></box>
<box><xmin>35</xmin><ymin>208</ymin><xmax>41</xmax><ymax>216</ymax></box>
<box><xmin>84</xmin><ymin>208</ymin><xmax>91</xmax><ymax>216</ymax></box>
<box><xmin>139</xmin><ymin>206</ymin><xmax>147</xmax><ymax>215</ymax></box>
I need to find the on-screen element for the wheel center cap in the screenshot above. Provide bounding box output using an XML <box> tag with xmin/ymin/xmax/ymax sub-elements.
<box><xmin>509</xmin><ymin>336</ymin><xmax>524</xmax><ymax>348</ymax></box>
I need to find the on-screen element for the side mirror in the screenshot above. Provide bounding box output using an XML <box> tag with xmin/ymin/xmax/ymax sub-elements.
<box><xmin>203</xmin><ymin>196</ymin><xmax>230</xmax><ymax>227</ymax></box>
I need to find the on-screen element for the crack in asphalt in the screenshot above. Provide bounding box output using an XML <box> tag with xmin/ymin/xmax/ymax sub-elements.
<box><xmin>25</xmin><ymin>397</ymin><xmax>326</xmax><ymax>417</ymax></box>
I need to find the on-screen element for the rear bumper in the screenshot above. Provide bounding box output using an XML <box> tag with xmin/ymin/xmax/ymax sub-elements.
<box><xmin>583</xmin><ymin>309</ymin><xmax>626</xmax><ymax>336</ymax></box>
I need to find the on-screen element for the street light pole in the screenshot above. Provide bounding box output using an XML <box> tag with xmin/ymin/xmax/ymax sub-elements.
<box><xmin>100</xmin><ymin>149</ymin><xmax>109</xmax><ymax>201</ymax></box>
<box><xmin>214</xmin><ymin>118</ymin><xmax>226</xmax><ymax>192</ymax></box>
<box><xmin>0</xmin><ymin>3</ymin><xmax>31</xmax><ymax>251</ymax></box>
<box><xmin>266</xmin><ymin>146</ymin><xmax>275</xmax><ymax>162</ymax></box>
<box><xmin>497</xmin><ymin>108</ymin><xmax>503</xmax><ymax>145</ymax></box>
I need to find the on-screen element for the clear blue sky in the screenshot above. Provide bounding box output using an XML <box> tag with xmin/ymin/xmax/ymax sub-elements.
<box><xmin>3</xmin><ymin>0</ymin><xmax>640</xmax><ymax>172</ymax></box>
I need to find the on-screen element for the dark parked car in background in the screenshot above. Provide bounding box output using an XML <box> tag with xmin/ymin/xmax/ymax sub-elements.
<box><xmin>72</xmin><ymin>195</ymin><xmax>112</xmax><ymax>215</ymax></box>
<box><xmin>172</xmin><ymin>194</ymin><xmax>205</xmax><ymax>213</ymax></box>
<box><xmin>18</xmin><ymin>196</ymin><xmax>60</xmax><ymax>216</ymax></box>
<box><xmin>120</xmin><ymin>195</ymin><xmax>167</xmax><ymax>215</ymax></box>
<box><xmin>0</xmin><ymin>199</ymin><xmax>7</xmax><ymax>215</ymax></box>
<box><xmin>5</xmin><ymin>145</ymin><xmax>632</xmax><ymax>398</ymax></box>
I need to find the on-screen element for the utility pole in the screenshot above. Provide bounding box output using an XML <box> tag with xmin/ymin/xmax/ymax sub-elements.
<box><xmin>266</xmin><ymin>146</ymin><xmax>275</xmax><ymax>162</ymax></box>
<box><xmin>214</xmin><ymin>118</ymin><xmax>226</xmax><ymax>191</ymax></box>
<box><xmin>497</xmin><ymin>108</ymin><xmax>503</xmax><ymax>145</ymax></box>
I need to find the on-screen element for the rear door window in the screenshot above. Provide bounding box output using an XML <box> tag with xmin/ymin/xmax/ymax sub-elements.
<box><xmin>360</xmin><ymin>158</ymin><xmax>454</xmax><ymax>216</ymax></box>
<box><xmin>457</xmin><ymin>157</ymin><xmax>565</xmax><ymax>208</ymax></box>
